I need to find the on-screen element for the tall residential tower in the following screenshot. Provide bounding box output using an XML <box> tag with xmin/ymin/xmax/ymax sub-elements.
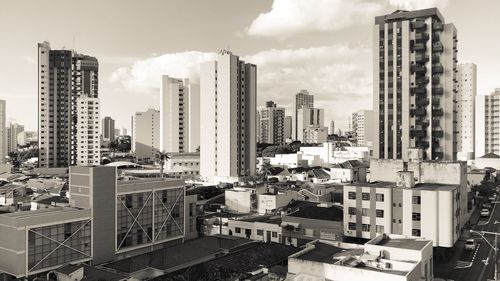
<box><xmin>258</xmin><ymin>101</ymin><xmax>285</xmax><ymax>145</ymax></box>
<box><xmin>292</xmin><ymin>90</ymin><xmax>314</xmax><ymax>140</ymax></box>
<box><xmin>373</xmin><ymin>9</ymin><xmax>457</xmax><ymax>161</ymax></box>
<box><xmin>456</xmin><ymin>63</ymin><xmax>476</xmax><ymax>160</ymax></box>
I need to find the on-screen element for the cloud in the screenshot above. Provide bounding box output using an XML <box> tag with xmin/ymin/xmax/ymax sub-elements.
<box><xmin>110</xmin><ymin>44</ymin><xmax>372</xmax><ymax>129</ymax></box>
<box><xmin>388</xmin><ymin>0</ymin><xmax>449</xmax><ymax>10</ymax></box>
<box><xmin>247</xmin><ymin>0</ymin><xmax>384</xmax><ymax>38</ymax></box>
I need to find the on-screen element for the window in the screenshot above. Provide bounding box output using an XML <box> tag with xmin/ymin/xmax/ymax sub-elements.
<box><xmin>376</xmin><ymin>193</ymin><xmax>384</xmax><ymax>202</ymax></box>
<box><xmin>272</xmin><ymin>231</ymin><xmax>277</xmax><ymax>238</ymax></box>
<box><xmin>362</xmin><ymin>208</ymin><xmax>369</xmax><ymax>216</ymax></box>
<box><xmin>348</xmin><ymin>222</ymin><xmax>356</xmax><ymax>230</ymax></box>
<box><xmin>348</xmin><ymin>192</ymin><xmax>356</xmax><ymax>200</ymax></box>
<box><xmin>235</xmin><ymin>227</ymin><xmax>241</xmax><ymax>234</ymax></box>
<box><xmin>412</xmin><ymin>212</ymin><xmax>421</xmax><ymax>221</ymax></box>
<box><xmin>412</xmin><ymin>229</ymin><xmax>421</xmax><ymax>236</ymax></box>
<box><xmin>257</xmin><ymin>229</ymin><xmax>264</xmax><ymax>236</ymax></box>
<box><xmin>362</xmin><ymin>192</ymin><xmax>370</xmax><ymax>200</ymax></box>
<box><xmin>362</xmin><ymin>224</ymin><xmax>371</xmax><ymax>232</ymax></box>
<box><xmin>376</xmin><ymin>209</ymin><xmax>384</xmax><ymax>218</ymax></box>
<box><xmin>412</xmin><ymin>196</ymin><xmax>421</xmax><ymax>205</ymax></box>
<box><xmin>376</xmin><ymin>225</ymin><xmax>384</xmax><ymax>233</ymax></box>
<box><xmin>348</xmin><ymin>207</ymin><xmax>356</xmax><ymax>215</ymax></box>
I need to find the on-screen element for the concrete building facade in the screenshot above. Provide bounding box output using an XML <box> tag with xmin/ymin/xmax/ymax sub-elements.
<box><xmin>76</xmin><ymin>97</ymin><xmax>100</xmax><ymax>166</ymax></box>
<box><xmin>292</xmin><ymin>90</ymin><xmax>314</xmax><ymax>140</ymax></box>
<box><xmin>303</xmin><ymin>125</ymin><xmax>328</xmax><ymax>144</ymax></box>
<box><xmin>258</xmin><ymin>101</ymin><xmax>285</xmax><ymax>145</ymax></box>
<box><xmin>160</xmin><ymin>76</ymin><xmax>200</xmax><ymax>154</ymax></box>
<box><xmin>7</xmin><ymin>122</ymin><xmax>24</xmax><ymax>154</ymax></box>
<box><xmin>355</xmin><ymin>110</ymin><xmax>374</xmax><ymax>146</ymax></box>
<box><xmin>101</xmin><ymin>116</ymin><xmax>115</xmax><ymax>144</ymax></box>
<box><xmin>456</xmin><ymin>63</ymin><xmax>476</xmax><ymax>160</ymax></box>
<box><xmin>200</xmin><ymin>50</ymin><xmax>257</xmax><ymax>183</ymax></box>
<box><xmin>38</xmin><ymin>41</ymin><xmax>99</xmax><ymax>167</ymax></box>
<box><xmin>372</xmin><ymin>9</ymin><xmax>458</xmax><ymax>161</ymax></box>
<box><xmin>482</xmin><ymin>89</ymin><xmax>500</xmax><ymax>155</ymax></box>
<box><xmin>0</xmin><ymin>100</ymin><xmax>5</xmax><ymax>162</ymax></box>
<box><xmin>297</xmin><ymin>107</ymin><xmax>324</xmax><ymax>143</ymax></box>
<box><xmin>284</xmin><ymin>116</ymin><xmax>292</xmax><ymax>141</ymax></box>
<box><xmin>132</xmin><ymin>108</ymin><xmax>160</xmax><ymax>163</ymax></box>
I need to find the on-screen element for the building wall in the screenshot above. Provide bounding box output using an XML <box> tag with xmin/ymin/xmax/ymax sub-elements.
<box><xmin>227</xmin><ymin>219</ymin><xmax>282</xmax><ymax>243</ymax></box>
<box><xmin>297</xmin><ymin>108</ymin><xmax>324</xmax><ymax>143</ymax></box>
<box><xmin>258</xmin><ymin>105</ymin><xmax>285</xmax><ymax>145</ymax></box>
<box><xmin>484</xmin><ymin>89</ymin><xmax>500</xmax><ymax>155</ymax></box>
<box><xmin>0</xmin><ymin>101</ymin><xmax>6</xmax><ymax>162</ymax></box>
<box><xmin>133</xmin><ymin>108</ymin><xmax>160</xmax><ymax>162</ymax></box>
<box><xmin>456</xmin><ymin>63</ymin><xmax>476</xmax><ymax>160</ymax></box>
<box><xmin>284</xmin><ymin>116</ymin><xmax>292</xmax><ymax>140</ymax></box>
<box><xmin>293</xmin><ymin>90</ymin><xmax>314</xmax><ymax>140</ymax></box>
<box><xmin>225</xmin><ymin>189</ymin><xmax>252</xmax><ymax>213</ymax></box>
<box><xmin>102</xmin><ymin>116</ymin><xmax>115</xmax><ymax>143</ymax></box>
<box><xmin>7</xmin><ymin>122</ymin><xmax>24</xmax><ymax>154</ymax></box>
<box><xmin>76</xmin><ymin>97</ymin><xmax>100</xmax><ymax>166</ymax></box>
<box><xmin>282</xmin><ymin>215</ymin><xmax>343</xmax><ymax>247</ymax></box>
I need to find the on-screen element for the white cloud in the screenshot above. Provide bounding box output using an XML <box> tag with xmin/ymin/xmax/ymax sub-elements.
<box><xmin>388</xmin><ymin>0</ymin><xmax>449</xmax><ymax>10</ymax></box>
<box><xmin>247</xmin><ymin>0</ymin><xmax>384</xmax><ymax>38</ymax></box>
<box><xmin>110</xmin><ymin>44</ymin><xmax>372</xmax><ymax>129</ymax></box>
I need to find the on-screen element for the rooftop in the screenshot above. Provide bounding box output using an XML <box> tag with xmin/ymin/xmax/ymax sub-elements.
<box><xmin>349</xmin><ymin>181</ymin><xmax>458</xmax><ymax>191</ymax></box>
<box><xmin>238</xmin><ymin>215</ymin><xmax>282</xmax><ymax>225</ymax></box>
<box><xmin>479</xmin><ymin>152</ymin><xmax>500</xmax><ymax>159</ymax></box>
<box><xmin>286</xmin><ymin>205</ymin><xmax>343</xmax><ymax>221</ymax></box>
<box><xmin>371</xmin><ymin>236</ymin><xmax>430</xmax><ymax>251</ymax></box>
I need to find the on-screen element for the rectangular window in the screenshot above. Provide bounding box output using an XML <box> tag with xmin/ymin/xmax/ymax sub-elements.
<box><xmin>362</xmin><ymin>192</ymin><xmax>370</xmax><ymax>200</ymax></box>
<box><xmin>362</xmin><ymin>208</ymin><xmax>369</xmax><ymax>216</ymax></box>
<box><xmin>412</xmin><ymin>212</ymin><xmax>421</xmax><ymax>221</ymax></box>
<box><xmin>257</xmin><ymin>229</ymin><xmax>264</xmax><ymax>236</ymax></box>
<box><xmin>412</xmin><ymin>229</ymin><xmax>421</xmax><ymax>236</ymax></box>
<box><xmin>376</xmin><ymin>225</ymin><xmax>384</xmax><ymax>233</ymax></box>
<box><xmin>376</xmin><ymin>209</ymin><xmax>384</xmax><ymax>218</ymax></box>
<box><xmin>362</xmin><ymin>224</ymin><xmax>371</xmax><ymax>232</ymax></box>
<box><xmin>348</xmin><ymin>222</ymin><xmax>356</xmax><ymax>230</ymax></box>
<box><xmin>235</xmin><ymin>227</ymin><xmax>241</xmax><ymax>234</ymax></box>
<box><xmin>272</xmin><ymin>231</ymin><xmax>277</xmax><ymax>238</ymax></box>
<box><xmin>348</xmin><ymin>192</ymin><xmax>356</xmax><ymax>200</ymax></box>
<box><xmin>348</xmin><ymin>207</ymin><xmax>356</xmax><ymax>215</ymax></box>
<box><xmin>412</xmin><ymin>196</ymin><xmax>421</xmax><ymax>205</ymax></box>
<box><xmin>376</xmin><ymin>193</ymin><xmax>384</xmax><ymax>202</ymax></box>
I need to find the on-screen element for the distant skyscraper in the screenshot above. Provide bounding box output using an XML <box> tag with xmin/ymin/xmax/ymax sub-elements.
<box><xmin>258</xmin><ymin>101</ymin><xmax>285</xmax><ymax>145</ymax></box>
<box><xmin>292</xmin><ymin>90</ymin><xmax>314</xmax><ymax>140</ymax></box>
<box><xmin>456</xmin><ymin>63</ymin><xmax>476</xmax><ymax>160</ymax></box>
<box><xmin>0</xmin><ymin>100</ymin><xmax>5</xmax><ymax>162</ymax></box>
<box><xmin>122</xmin><ymin>128</ymin><xmax>128</xmax><ymax>136</ymax></box>
<box><xmin>483</xmin><ymin>89</ymin><xmax>500</xmax><ymax>155</ymax></box>
<box><xmin>76</xmin><ymin>97</ymin><xmax>100</xmax><ymax>166</ymax></box>
<box><xmin>296</xmin><ymin>107</ymin><xmax>324</xmax><ymax>143</ymax></box>
<box><xmin>38</xmin><ymin>41</ymin><xmax>99</xmax><ymax>167</ymax></box>
<box><xmin>7</xmin><ymin>123</ymin><xmax>24</xmax><ymax>153</ymax></box>
<box><xmin>200</xmin><ymin>50</ymin><xmax>256</xmax><ymax>183</ymax></box>
<box><xmin>355</xmin><ymin>110</ymin><xmax>374</xmax><ymax>146</ymax></box>
<box><xmin>160</xmin><ymin>76</ymin><xmax>200</xmax><ymax>153</ymax></box>
<box><xmin>351</xmin><ymin>112</ymin><xmax>358</xmax><ymax>138</ymax></box>
<box><xmin>303</xmin><ymin>126</ymin><xmax>328</xmax><ymax>144</ymax></box>
<box><xmin>102</xmin><ymin>116</ymin><xmax>115</xmax><ymax>143</ymax></box>
<box><xmin>284</xmin><ymin>116</ymin><xmax>292</xmax><ymax>141</ymax></box>
<box><xmin>132</xmin><ymin>108</ymin><xmax>160</xmax><ymax>162</ymax></box>
<box><xmin>329</xmin><ymin>120</ymin><xmax>335</xmax><ymax>135</ymax></box>
<box><xmin>373</xmin><ymin>9</ymin><xmax>457</xmax><ymax>160</ymax></box>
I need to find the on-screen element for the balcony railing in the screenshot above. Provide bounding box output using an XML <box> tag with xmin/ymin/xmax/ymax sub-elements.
<box><xmin>433</xmin><ymin>130</ymin><xmax>444</xmax><ymax>138</ymax></box>
<box><xmin>432</xmin><ymin>63</ymin><xmax>444</xmax><ymax>73</ymax></box>
<box><xmin>432</xmin><ymin>87</ymin><xmax>444</xmax><ymax>95</ymax></box>
<box><xmin>411</xmin><ymin>64</ymin><xmax>426</xmax><ymax>74</ymax></box>
<box><xmin>432</xmin><ymin>33</ymin><xmax>440</xmax><ymax>41</ymax></box>
<box><xmin>410</xmin><ymin>108</ymin><xmax>427</xmax><ymax>116</ymax></box>
<box><xmin>416</xmin><ymin>98</ymin><xmax>430</xmax><ymax>106</ymax></box>
<box><xmin>433</xmin><ymin>22</ymin><xmax>444</xmax><ymax>31</ymax></box>
<box><xmin>432</xmin><ymin>98</ymin><xmax>440</xmax><ymax>106</ymax></box>
<box><xmin>411</xmin><ymin>129</ymin><xmax>427</xmax><ymax>138</ymax></box>
<box><xmin>415</xmin><ymin>54</ymin><xmax>429</xmax><ymax>63</ymax></box>
<box><xmin>413</xmin><ymin>43</ymin><xmax>426</xmax><ymax>52</ymax></box>
<box><xmin>417</xmin><ymin>141</ymin><xmax>430</xmax><ymax>148</ymax></box>
<box><xmin>432</xmin><ymin>75</ymin><xmax>440</xmax><ymax>85</ymax></box>
<box><xmin>433</xmin><ymin>42</ymin><xmax>444</xmax><ymax>53</ymax></box>
<box><xmin>415</xmin><ymin>33</ymin><xmax>429</xmax><ymax>42</ymax></box>
<box><xmin>416</xmin><ymin>77</ymin><xmax>429</xmax><ymax>85</ymax></box>
<box><xmin>412</xmin><ymin>20</ymin><xmax>427</xmax><ymax>29</ymax></box>
<box><xmin>432</xmin><ymin>140</ymin><xmax>440</xmax><ymax>148</ymax></box>
<box><xmin>432</xmin><ymin>108</ymin><xmax>444</xmax><ymax>116</ymax></box>
<box><xmin>432</xmin><ymin>119</ymin><xmax>440</xmax><ymax>126</ymax></box>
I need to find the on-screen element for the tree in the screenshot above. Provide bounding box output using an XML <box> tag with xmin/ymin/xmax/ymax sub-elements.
<box><xmin>156</xmin><ymin>151</ymin><xmax>170</xmax><ymax>178</ymax></box>
<box><xmin>261</xmin><ymin>145</ymin><xmax>293</xmax><ymax>157</ymax></box>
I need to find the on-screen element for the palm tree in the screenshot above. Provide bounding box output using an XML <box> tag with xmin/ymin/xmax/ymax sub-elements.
<box><xmin>156</xmin><ymin>151</ymin><xmax>170</xmax><ymax>178</ymax></box>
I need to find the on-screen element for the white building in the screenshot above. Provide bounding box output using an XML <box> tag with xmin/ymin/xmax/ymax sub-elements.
<box><xmin>345</xmin><ymin>158</ymin><xmax>469</xmax><ymax>247</ymax></box>
<box><xmin>456</xmin><ymin>63</ymin><xmax>477</xmax><ymax>161</ymax></box>
<box><xmin>286</xmin><ymin>235</ymin><xmax>433</xmax><ymax>281</ymax></box>
<box><xmin>160</xmin><ymin>76</ymin><xmax>200</xmax><ymax>153</ymax></box>
<box><xmin>76</xmin><ymin>97</ymin><xmax>100</xmax><ymax>166</ymax></box>
<box><xmin>299</xmin><ymin>143</ymin><xmax>370</xmax><ymax>166</ymax></box>
<box><xmin>164</xmin><ymin>152</ymin><xmax>200</xmax><ymax>179</ymax></box>
<box><xmin>7</xmin><ymin>123</ymin><xmax>24</xmax><ymax>154</ymax></box>
<box><xmin>481</xmin><ymin>88</ymin><xmax>500</xmax><ymax>156</ymax></box>
<box><xmin>355</xmin><ymin>110</ymin><xmax>374</xmax><ymax>147</ymax></box>
<box><xmin>200</xmin><ymin>50</ymin><xmax>256</xmax><ymax>183</ymax></box>
<box><xmin>297</xmin><ymin>107</ymin><xmax>324</xmax><ymax>143</ymax></box>
<box><xmin>303</xmin><ymin>125</ymin><xmax>327</xmax><ymax>144</ymax></box>
<box><xmin>0</xmin><ymin>100</ymin><xmax>5</xmax><ymax>163</ymax></box>
<box><xmin>132</xmin><ymin>108</ymin><xmax>160</xmax><ymax>162</ymax></box>
<box><xmin>269</xmin><ymin>152</ymin><xmax>322</xmax><ymax>169</ymax></box>
<box><xmin>293</xmin><ymin>90</ymin><xmax>314</xmax><ymax>140</ymax></box>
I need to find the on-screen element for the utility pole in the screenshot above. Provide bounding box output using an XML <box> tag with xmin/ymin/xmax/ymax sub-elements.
<box><xmin>471</xmin><ymin>230</ymin><xmax>499</xmax><ymax>280</ymax></box>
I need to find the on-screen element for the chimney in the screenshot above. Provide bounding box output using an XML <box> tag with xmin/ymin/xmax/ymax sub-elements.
<box><xmin>396</xmin><ymin>171</ymin><xmax>415</xmax><ymax>188</ymax></box>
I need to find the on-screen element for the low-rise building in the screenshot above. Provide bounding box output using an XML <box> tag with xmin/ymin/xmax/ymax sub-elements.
<box><xmin>269</xmin><ymin>152</ymin><xmax>322</xmax><ymax>169</ymax></box>
<box><xmin>286</xmin><ymin>234</ymin><xmax>433</xmax><ymax>281</ymax></box>
<box><xmin>164</xmin><ymin>152</ymin><xmax>200</xmax><ymax>179</ymax></box>
<box><xmin>227</xmin><ymin>215</ymin><xmax>282</xmax><ymax>243</ymax></box>
<box><xmin>473</xmin><ymin>152</ymin><xmax>500</xmax><ymax>171</ymax></box>
<box><xmin>303</xmin><ymin>126</ymin><xmax>328</xmax><ymax>144</ymax></box>
<box><xmin>329</xmin><ymin>160</ymin><xmax>367</xmax><ymax>183</ymax></box>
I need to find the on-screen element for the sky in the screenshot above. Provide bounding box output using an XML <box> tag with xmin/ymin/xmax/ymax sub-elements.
<box><xmin>1</xmin><ymin>0</ymin><xmax>499</xmax><ymax>132</ymax></box>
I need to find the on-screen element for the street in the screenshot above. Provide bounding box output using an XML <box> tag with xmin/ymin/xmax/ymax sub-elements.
<box><xmin>441</xmin><ymin>196</ymin><xmax>500</xmax><ymax>281</ymax></box>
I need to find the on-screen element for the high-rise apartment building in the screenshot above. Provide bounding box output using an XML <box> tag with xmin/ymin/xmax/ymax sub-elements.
<box><xmin>7</xmin><ymin>122</ymin><xmax>24</xmax><ymax>154</ymax></box>
<box><xmin>102</xmin><ymin>116</ymin><xmax>115</xmax><ymax>144</ymax></box>
<box><xmin>132</xmin><ymin>108</ymin><xmax>160</xmax><ymax>162</ymax></box>
<box><xmin>38</xmin><ymin>41</ymin><xmax>99</xmax><ymax>167</ymax></box>
<box><xmin>292</xmin><ymin>90</ymin><xmax>314</xmax><ymax>140</ymax></box>
<box><xmin>284</xmin><ymin>116</ymin><xmax>292</xmax><ymax>141</ymax></box>
<box><xmin>258</xmin><ymin>101</ymin><xmax>285</xmax><ymax>145</ymax></box>
<box><xmin>76</xmin><ymin>97</ymin><xmax>100</xmax><ymax>166</ymax></box>
<box><xmin>482</xmin><ymin>89</ymin><xmax>500</xmax><ymax>155</ymax></box>
<box><xmin>200</xmin><ymin>50</ymin><xmax>256</xmax><ymax>183</ymax></box>
<box><xmin>456</xmin><ymin>63</ymin><xmax>476</xmax><ymax>160</ymax></box>
<box><xmin>329</xmin><ymin>120</ymin><xmax>335</xmax><ymax>135</ymax></box>
<box><xmin>296</xmin><ymin>107</ymin><xmax>324</xmax><ymax>143</ymax></box>
<box><xmin>355</xmin><ymin>110</ymin><xmax>374</xmax><ymax>146</ymax></box>
<box><xmin>160</xmin><ymin>76</ymin><xmax>200</xmax><ymax>153</ymax></box>
<box><xmin>0</xmin><ymin>100</ymin><xmax>5</xmax><ymax>162</ymax></box>
<box><xmin>372</xmin><ymin>9</ymin><xmax>458</xmax><ymax>161</ymax></box>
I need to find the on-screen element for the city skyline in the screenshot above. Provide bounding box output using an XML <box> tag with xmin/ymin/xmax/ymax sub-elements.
<box><xmin>1</xmin><ymin>0</ymin><xmax>499</xmax><ymax>131</ymax></box>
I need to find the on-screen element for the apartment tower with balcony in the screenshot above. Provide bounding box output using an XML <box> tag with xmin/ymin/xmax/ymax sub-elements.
<box><xmin>258</xmin><ymin>101</ymin><xmax>285</xmax><ymax>145</ymax></box>
<box><xmin>456</xmin><ymin>63</ymin><xmax>476</xmax><ymax>160</ymax></box>
<box><xmin>292</xmin><ymin>90</ymin><xmax>314</xmax><ymax>140</ymax></box>
<box><xmin>373</xmin><ymin>9</ymin><xmax>458</xmax><ymax>161</ymax></box>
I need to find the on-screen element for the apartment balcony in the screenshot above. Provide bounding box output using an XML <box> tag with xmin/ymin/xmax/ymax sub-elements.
<box><xmin>432</xmin><ymin>53</ymin><xmax>440</xmax><ymax>62</ymax></box>
<box><xmin>432</xmin><ymin>33</ymin><xmax>440</xmax><ymax>41</ymax></box>
<box><xmin>432</xmin><ymin>87</ymin><xmax>444</xmax><ymax>95</ymax></box>
<box><xmin>415</xmin><ymin>32</ymin><xmax>429</xmax><ymax>42</ymax></box>
<box><xmin>432</xmin><ymin>63</ymin><xmax>444</xmax><ymax>73</ymax></box>
<box><xmin>410</xmin><ymin>87</ymin><xmax>427</xmax><ymax>95</ymax></box>
<box><xmin>432</xmin><ymin>119</ymin><xmax>440</xmax><ymax>126</ymax></box>
<box><xmin>417</xmin><ymin>141</ymin><xmax>430</xmax><ymax>148</ymax></box>
<box><xmin>433</xmin><ymin>151</ymin><xmax>444</xmax><ymax>159</ymax></box>
<box><xmin>411</xmin><ymin>129</ymin><xmax>427</xmax><ymax>138</ymax></box>
<box><xmin>416</xmin><ymin>98</ymin><xmax>430</xmax><ymax>106</ymax></box>
<box><xmin>432</xmin><ymin>140</ymin><xmax>440</xmax><ymax>148</ymax></box>
<box><xmin>415</xmin><ymin>54</ymin><xmax>429</xmax><ymax>63</ymax></box>
<box><xmin>433</xmin><ymin>42</ymin><xmax>444</xmax><ymax>53</ymax></box>
<box><xmin>413</xmin><ymin>43</ymin><xmax>426</xmax><ymax>52</ymax></box>
<box><xmin>412</xmin><ymin>20</ymin><xmax>427</xmax><ymax>30</ymax></box>
<box><xmin>416</xmin><ymin>77</ymin><xmax>430</xmax><ymax>85</ymax></box>
<box><xmin>433</xmin><ymin>22</ymin><xmax>444</xmax><ymax>31</ymax></box>
<box><xmin>411</xmin><ymin>64</ymin><xmax>427</xmax><ymax>74</ymax></box>
<box><xmin>433</xmin><ymin>130</ymin><xmax>444</xmax><ymax>138</ymax></box>
<box><xmin>410</xmin><ymin>108</ymin><xmax>427</xmax><ymax>116</ymax></box>
<box><xmin>418</xmin><ymin>120</ymin><xmax>430</xmax><ymax>127</ymax></box>
<box><xmin>432</xmin><ymin>98</ymin><xmax>440</xmax><ymax>106</ymax></box>
<box><xmin>432</xmin><ymin>75</ymin><xmax>440</xmax><ymax>85</ymax></box>
<box><xmin>432</xmin><ymin>108</ymin><xmax>444</xmax><ymax>116</ymax></box>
